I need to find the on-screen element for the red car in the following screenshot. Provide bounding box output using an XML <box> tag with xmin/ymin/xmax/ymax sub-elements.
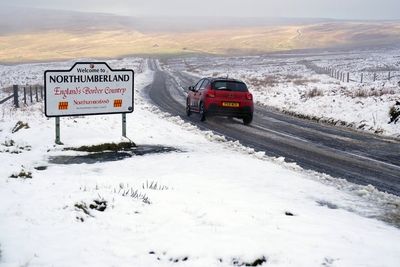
<box><xmin>186</xmin><ymin>77</ymin><xmax>254</xmax><ymax>125</ymax></box>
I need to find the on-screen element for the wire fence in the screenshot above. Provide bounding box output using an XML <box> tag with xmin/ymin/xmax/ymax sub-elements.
<box><xmin>300</xmin><ymin>60</ymin><xmax>400</xmax><ymax>84</ymax></box>
<box><xmin>0</xmin><ymin>84</ymin><xmax>44</xmax><ymax>108</ymax></box>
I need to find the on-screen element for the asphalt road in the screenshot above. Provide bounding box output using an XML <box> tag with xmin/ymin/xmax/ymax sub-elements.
<box><xmin>145</xmin><ymin>59</ymin><xmax>400</xmax><ymax>196</ymax></box>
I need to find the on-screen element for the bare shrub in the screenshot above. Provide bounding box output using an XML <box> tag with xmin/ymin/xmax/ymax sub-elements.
<box><xmin>389</xmin><ymin>102</ymin><xmax>400</xmax><ymax>124</ymax></box>
<box><xmin>353</xmin><ymin>88</ymin><xmax>397</xmax><ymax>98</ymax></box>
<box><xmin>284</xmin><ymin>74</ymin><xmax>302</xmax><ymax>81</ymax></box>
<box><xmin>354</xmin><ymin>89</ymin><xmax>368</xmax><ymax>97</ymax></box>
<box><xmin>305</xmin><ymin>88</ymin><xmax>324</xmax><ymax>98</ymax></box>
<box><xmin>247</xmin><ymin>76</ymin><xmax>278</xmax><ymax>88</ymax></box>
<box><xmin>293</xmin><ymin>78</ymin><xmax>320</xmax><ymax>86</ymax></box>
<box><xmin>293</xmin><ymin>79</ymin><xmax>309</xmax><ymax>86</ymax></box>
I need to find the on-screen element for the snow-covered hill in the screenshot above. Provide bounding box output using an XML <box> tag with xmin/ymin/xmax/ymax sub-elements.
<box><xmin>163</xmin><ymin>50</ymin><xmax>400</xmax><ymax>138</ymax></box>
<box><xmin>0</xmin><ymin>58</ymin><xmax>399</xmax><ymax>266</ymax></box>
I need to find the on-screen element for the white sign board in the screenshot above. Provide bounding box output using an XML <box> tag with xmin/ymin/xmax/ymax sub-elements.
<box><xmin>44</xmin><ymin>62</ymin><xmax>134</xmax><ymax>117</ymax></box>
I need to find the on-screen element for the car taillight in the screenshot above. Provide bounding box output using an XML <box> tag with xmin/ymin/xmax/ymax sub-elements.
<box><xmin>246</xmin><ymin>93</ymin><xmax>253</xmax><ymax>100</ymax></box>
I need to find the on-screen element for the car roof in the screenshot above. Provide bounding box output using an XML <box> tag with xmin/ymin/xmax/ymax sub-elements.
<box><xmin>206</xmin><ymin>77</ymin><xmax>245</xmax><ymax>83</ymax></box>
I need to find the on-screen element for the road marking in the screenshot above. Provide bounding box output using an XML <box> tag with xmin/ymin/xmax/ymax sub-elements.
<box><xmin>252</xmin><ymin>122</ymin><xmax>400</xmax><ymax>171</ymax></box>
<box><xmin>252</xmin><ymin>123</ymin><xmax>311</xmax><ymax>143</ymax></box>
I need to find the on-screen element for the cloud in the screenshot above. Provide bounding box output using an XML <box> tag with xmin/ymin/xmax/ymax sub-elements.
<box><xmin>2</xmin><ymin>0</ymin><xmax>400</xmax><ymax>20</ymax></box>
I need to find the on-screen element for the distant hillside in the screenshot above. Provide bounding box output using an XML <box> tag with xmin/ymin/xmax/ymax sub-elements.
<box><xmin>0</xmin><ymin>7</ymin><xmax>132</xmax><ymax>34</ymax></box>
<box><xmin>1</xmin><ymin>7</ymin><xmax>400</xmax><ymax>63</ymax></box>
<box><xmin>0</xmin><ymin>6</ymin><xmax>333</xmax><ymax>34</ymax></box>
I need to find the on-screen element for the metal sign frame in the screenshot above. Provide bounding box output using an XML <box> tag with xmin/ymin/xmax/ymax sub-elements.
<box><xmin>44</xmin><ymin>62</ymin><xmax>134</xmax><ymax>144</ymax></box>
<box><xmin>44</xmin><ymin>62</ymin><xmax>134</xmax><ymax>117</ymax></box>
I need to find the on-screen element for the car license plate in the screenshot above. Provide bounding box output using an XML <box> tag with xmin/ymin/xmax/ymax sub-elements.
<box><xmin>222</xmin><ymin>102</ymin><xmax>239</xmax><ymax>107</ymax></box>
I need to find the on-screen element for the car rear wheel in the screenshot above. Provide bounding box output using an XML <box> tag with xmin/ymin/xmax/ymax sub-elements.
<box><xmin>186</xmin><ymin>100</ymin><xmax>191</xmax><ymax>116</ymax></box>
<box><xmin>199</xmin><ymin>102</ymin><xmax>206</xmax><ymax>121</ymax></box>
<box><xmin>243</xmin><ymin>114</ymin><xmax>253</xmax><ymax>125</ymax></box>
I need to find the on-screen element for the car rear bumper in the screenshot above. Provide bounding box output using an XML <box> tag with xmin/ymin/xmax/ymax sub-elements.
<box><xmin>206</xmin><ymin>103</ymin><xmax>253</xmax><ymax>117</ymax></box>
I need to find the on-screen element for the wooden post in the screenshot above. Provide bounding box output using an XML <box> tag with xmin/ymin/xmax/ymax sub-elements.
<box><xmin>30</xmin><ymin>86</ymin><xmax>33</xmax><ymax>103</ymax></box>
<box><xmin>388</xmin><ymin>72</ymin><xmax>391</xmax><ymax>81</ymax></box>
<box><xmin>373</xmin><ymin>73</ymin><xmax>377</xmax><ymax>82</ymax></box>
<box><xmin>13</xmin><ymin>85</ymin><xmax>19</xmax><ymax>108</ymax></box>
<box><xmin>35</xmin><ymin>86</ymin><xmax>39</xmax><ymax>102</ymax></box>
<box><xmin>347</xmin><ymin>72</ymin><xmax>350</xmax><ymax>83</ymax></box>
<box><xmin>40</xmin><ymin>86</ymin><xmax>43</xmax><ymax>99</ymax></box>
<box><xmin>361</xmin><ymin>73</ymin><xmax>363</xmax><ymax>83</ymax></box>
<box><xmin>23</xmin><ymin>87</ymin><xmax>27</xmax><ymax>104</ymax></box>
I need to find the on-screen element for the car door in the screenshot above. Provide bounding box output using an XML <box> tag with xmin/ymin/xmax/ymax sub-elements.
<box><xmin>191</xmin><ymin>79</ymin><xmax>204</xmax><ymax>111</ymax></box>
<box><xmin>197</xmin><ymin>79</ymin><xmax>210</xmax><ymax>108</ymax></box>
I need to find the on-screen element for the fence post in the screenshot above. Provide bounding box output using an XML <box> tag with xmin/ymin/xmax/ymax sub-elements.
<box><xmin>30</xmin><ymin>86</ymin><xmax>33</xmax><ymax>103</ymax></box>
<box><xmin>361</xmin><ymin>73</ymin><xmax>363</xmax><ymax>83</ymax></box>
<box><xmin>24</xmin><ymin>87</ymin><xmax>27</xmax><ymax>105</ymax></box>
<box><xmin>347</xmin><ymin>72</ymin><xmax>350</xmax><ymax>83</ymax></box>
<box><xmin>388</xmin><ymin>72</ymin><xmax>391</xmax><ymax>81</ymax></box>
<box><xmin>40</xmin><ymin>86</ymin><xmax>43</xmax><ymax>100</ymax></box>
<box><xmin>13</xmin><ymin>85</ymin><xmax>19</xmax><ymax>108</ymax></box>
<box><xmin>373</xmin><ymin>73</ymin><xmax>377</xmax><ymax>82</ymax></box>
<box><xmin>35</xmin><ymin>86</ymin><xmax>39</xmax><ymax>102</ymax></box>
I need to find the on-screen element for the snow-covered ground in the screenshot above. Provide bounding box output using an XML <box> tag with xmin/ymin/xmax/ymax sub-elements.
<box><xmin>162</xmin><ymin>49</ymin><xmax>400</xmax><ymax>138</ymax></box>
<box><xmin>0</xmin><ymin>58</ymin><xmax>400</xmax><ymax>266</ymax></box>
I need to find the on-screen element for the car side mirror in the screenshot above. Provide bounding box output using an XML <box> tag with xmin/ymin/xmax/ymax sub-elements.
<box><xmin>188</xmin><ymin>86</ymin><xmax>195</xmax><ymax>92</ymax></box>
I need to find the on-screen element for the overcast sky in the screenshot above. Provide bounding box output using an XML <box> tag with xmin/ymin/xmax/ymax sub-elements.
<box><xmin>3</xmin><ymin>0</ymin><xmax>400</xmax><ymax>20</ymax></box>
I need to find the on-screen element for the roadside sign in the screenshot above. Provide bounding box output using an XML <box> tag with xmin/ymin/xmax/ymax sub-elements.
<box><xmin>44</xmin><ymin>62</ymin><xmax>134</xmax><ymax>117</ymax></box>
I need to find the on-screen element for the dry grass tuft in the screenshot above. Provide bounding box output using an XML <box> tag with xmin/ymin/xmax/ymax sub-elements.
<box><xmin>305</xmin><ymin>88</ymin><xmax>324</xmax><ymax>98</ymax></box>
<box><xmin>353</xmin><ymin>88</ymin><xmax>397</xmax><ymax>98</ymax></box>
<box><xmin>247</xmin><ymin>76</ymin><xmax>279</xmax><ymax>88</ymax></box>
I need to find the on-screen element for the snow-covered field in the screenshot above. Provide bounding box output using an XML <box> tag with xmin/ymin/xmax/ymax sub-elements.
<box><xmin>162</xmin><ymin>49</ymin><xmax>400</xmax><ymax>138</ymax></box>
<box><xmin>0</xmin><ymin>58</ymin><xmax>400</xmax><ymax>266</ymax></box>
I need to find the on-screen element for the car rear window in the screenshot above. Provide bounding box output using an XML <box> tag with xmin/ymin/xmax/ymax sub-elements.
<box><xmin>212</xmin><ymin>81</ymin><xmax>248</xmax><ymax>92</ymax></box>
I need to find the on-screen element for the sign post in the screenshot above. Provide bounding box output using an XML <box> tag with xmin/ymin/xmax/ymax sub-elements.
<box><xmin>55</xmin><ymin>117</ymin><xmax>62</xmax><ymax>145</ymax></box>
<box><xmin>122</xmin><ymin>113</ymin><xmax>127</xmax><ymax>137</ymax></box>
<box><xmin>44</xmin><ymin>62</ymin><xmax>134</xmax><ymax>144</ymax></box>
